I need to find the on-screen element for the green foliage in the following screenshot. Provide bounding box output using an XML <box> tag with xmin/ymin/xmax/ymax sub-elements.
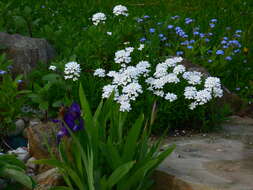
<box><xmin>0</xmin><ymin>154</ymin><xmax>35</xmax><ymax>189</ymax></box>
<box><xmin>0</xmin><ymin>54</ymin><xmax>29</xmax><ymax>136</ymax></box>
<box><xmin>35</xmin><ymin>84</ymin><xmax>175</xmax><ymax>190</ymax></box>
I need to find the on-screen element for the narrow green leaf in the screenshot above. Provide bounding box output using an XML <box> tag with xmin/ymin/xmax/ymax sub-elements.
<box><xmin>107</xmin><ymin>161</ymin><xmax>135</xmax><ymax>189</ymax></box>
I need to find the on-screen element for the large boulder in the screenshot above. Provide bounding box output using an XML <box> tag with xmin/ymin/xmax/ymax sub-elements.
<box><xmin>0</xmin><ymin>32</ymin><xmax>55</xmax><ymax>75</ymax></box>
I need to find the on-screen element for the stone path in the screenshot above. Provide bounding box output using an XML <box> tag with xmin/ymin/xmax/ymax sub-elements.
<box><xmin>159</xmin><ymin>116</ymin><xmax>253</xmax><ymax>190</ymax></box>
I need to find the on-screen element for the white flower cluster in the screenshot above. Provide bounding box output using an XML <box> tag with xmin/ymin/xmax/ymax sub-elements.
<box><xmin>94</xmin><ymin>48</ymin><xmax>150</xmax><ymax>111</ymax></box>
<box><xmin>114</xmin><ymin>47</ymin><xmax>134</xmax><ymax>65</ymax></box>
<box><xmin>49</xmin><ymin>65</ymin><xmax>56</xmax><ymax>71</ymax></box>
<box><xmin>94</xmin><ymin>49</ymin><xmax>223</xmax><ymax>112</ymax></box>
<box><xmin>113</xmin><ymin>5</ymin><xmax>128</xmax><ymax>16</ymax></box>
<box><xmin>92</xmin><ymin>12</ymin><xmax>106</xmax><ymax>25</ymax></box>
<box><xmin>64</xmin><ymin>61</ymin><xmax>81</xmax><ymax>81</ymax></box>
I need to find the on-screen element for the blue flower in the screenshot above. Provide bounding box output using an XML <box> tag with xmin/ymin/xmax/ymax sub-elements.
<box><xmin>18</xmin><ymin>80</ymin><xmax>23</xmax><ymax>83</ymax></box>
<box><xmin>221</xmin><ymin>40</ymin><xmax>227</xmax><ymax>44</ymax></box>
<box><xmin>0</xmin><ymin>70</ymin><xmax>6</xmax><ymax>75</ymax></box>
<box><xmin>209</xmin><ymin>23</ymin><xmax>215</xmax><ymax>28</ymax></box>
<box><xmin>158</xmin><ymin>33</ymin><xmax>164</xmax><ymax>38</ymax></box>
<box><xmin>225</xmin><ymin>56</ymin><xmax>232</xmax><ymax>61</ymax></box>
<box><xmin>234</xmin><ymin>49</ymin><xmax>240</xmax><ymax>53</ymax></box>
<box><xmin>199</xmin><ymin>33</ymin><xmax>205</xmax><ymax>38</ymax></box>
<box><xmin>171</xmin><ymin>15</ymin><xmax>180</xmax><ymax>20</ymax></box>
<box><xmin>176</xmin><ymin>51</ymin><xmax>184</xmax><ymax>56</ymax></box>
<box><xmin>235</xmin><ymin>30</ymin><xmax>242</xmax><ymax>33</ymax></box>
<box><xmin>193</xmin><ymin>31</ymin><xmax>199</xmax><ymax>35</ymax></box>
<box><xmin>223</xmin><ymin>37</ymin><xmax>228</xmax><ymax>40</ymax></box>
<box><xmin>210</xmin><ymin>18</ymin><xmax>217</xmax><ymax>23</ymax></box>
<box><xmin>180</xmin><ymin>40</ymin><xmax>189</xmax><ymax>46</ymax></box>
<box><xmin>223</xmin><ymin>45</ymin><xmax>229</xmax><ymax>49</ymax></box>
<box><xmin>208</xmin><ymin>59</ymin><xmax>213</xmax><ymax>63</ymax></box>
<box><xmin>149</xmin><ymin>28</ymin><xmax>155</xmax><ymax>33</ymax></box>
<box><xmin>140</xmin><ymin>37</ymin><xmax>146</xmax><ymax>42</ymax></box>
<box><xmin>187</xmin><ymin>45</ymin><xmax>193</xmax><ymax>49</ymax></box>
<box><xmin>185</xmin><ymin>18</ymin><xmax>193</xmax><ymax>24</ymax></box>
<box><xmin>189</xmin><ymin>39</ymin><xmax>195</xmax><ymax>44</ymax></box>
<box><xmin>143</xmin><ymin>15</ymin><xmax>150</xmax><ymax>19</ymax></box>
<box><xmin>234</xmin><ymin>34</ymin><xmax>241</xmax><ymax>38</ymax></box>
<box><xmin>205</xmin><ymin>38</ymin><xmax>210</xmax><ymax>42</ymax></box>
<box><xmin>208</xmin><ymin>32</ymin><xmax>213</xmax><ymax>36</ymax></box>
<box><xmin>161</xmin><ymin>37</ymin><xmax>167</xmax><ymax>41</ymax></box>
<box><xmin>207</xmin><ymin>50</ymin><xmax>212</xmax><ymax>54</ymax></box>
<box><xmin>136</xmin><ymin>18</ymin><xmax>144</xmax><ymax>23</ymax></box>
<box><xmin>216</xmin><ymin>50</ymin><xmax>224</xmax><ymax>55</ymax></box>
<box><xmin>167</xmin><ymin>25</ymin><xmax>174</xmax><ymax>29</ymax></box>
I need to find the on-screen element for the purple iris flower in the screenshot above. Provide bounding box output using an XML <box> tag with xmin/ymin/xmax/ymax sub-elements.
<box><xmin>55</xmin><ymin>102</ymin><xmax>84</xmax><ymax>142</ymax></box>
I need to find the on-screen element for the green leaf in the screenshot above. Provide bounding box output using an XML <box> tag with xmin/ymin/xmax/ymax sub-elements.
<box><xmin>107</xmin><ymin>161</ymin><xmax>135</xmax><ymax>189</ymax></box>
<box><xmin>1</xmin><ymin>166</ymin><xmax>34</xmax><ymax>189</ymax></box>
<box><xmin>42</xmin><ymin>73</ymin><xmax>61</xmax><ymax>83</ymax></box>
<box><xmin>49</xmin><ymin>187</ymin><xmax>72</xmax><ymax>190</ymax></box>
<box><xmin>122</xmin><ymin>114</ymin><xmax>144</xmax><ymax>162</ymax></box>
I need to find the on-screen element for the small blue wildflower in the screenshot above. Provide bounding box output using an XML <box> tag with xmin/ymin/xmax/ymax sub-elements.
<box><xmin>205</xmin><ymin>38</ymin><xmax>210</xmax><ymax>42</ymax></box>
<box><xmin>216</xmin><ymin>50</ymin><xmax>224</xmax><ymax>55</ymax></box>
<box><xmin>209</xmin><ymin>23</ymin><xmax>215</xmax><ymax>28</ymax></box>
<box><xmin>0</xmin><ymin>70</ymin><xmax>6</xmax><ymax>75</ymax></box>
<box><xmin>221</xmin><ymin>40</ymin><xmax>227</xmax><ymax>44</ymax></box>
<box><xmin>236</xmin><ymin>87</ymin><xmax>240</xmax><ymax>91</ymax></box>
<box><xmin>158</xmin><ymin>33</ymin><xmax>164</xmax><ymax>38</ymax></box>
<box><xmin>208</xmin><ymin>59</ymin><xmax>213</xmax><ymax>63</ymax></box>
<box><xmin>180</xmin><ymin>40</ymin><xmax>189</xmax><ymax>46</ymax></box>
<box><xmin>176</xmin><ymin>51</ymin><xmax>184</xmax><ymax>56</ymax></box>
<box><xmin>225</xmin><ymin>56</ymin><xmax>232</xmax><ymax>61</ymax></box>
<box><xmin>189</xmin><ymin>39</ymin><xmax>195</xmax><ymax>44</ymax></box>
<box><xmin>140</xmin><ymin>37</ymin><xmax>146</xmax><ymax>42</ymax></box>
<box><xmin>136</xmin><ymin>18</ymin><xmax>144</xmax><ymax>23</ymax></box>
<box><xmin>207</xmin><ymin>50</ymin><xmax>212</xmax><ymax>54</ymax></box>
<box><xmin>208</xmin><ymin>32</ymin><xmax>213</xmax><ymax>36</ymax></box>
<box><xmin>18</xmin><ymin>80</ymin><xmax>23</xmax><ymax>83</ymax></box>
<box><xmin>161</xmin><ymin>37</ymin><xmax>167</xmax><ymax>41</ymax></box>
<box><xmin>185</xmin><ymin>18</ymin><xmax>193</xmax><ymax>24</ymax></box>
<box><xmin>193</xmin><ymin>31</ymin><xmax>199</xmax><ymax>35</ymax></box>
<box><xmin>187</xmin><ymin>45</ymin><xmax>193</xmax><ymax>49</ymax></box>
<box><xmin>199</xmin><ymin>33</ymin><xmax>205</xmax><ymax>38</ymax></box>
<box><xmin>143</xmin><ymin>15</ymin><xmax>150</xmax><ymax>19</ymax></box>
<box><xmin>235</xmin><ymin>30</ymin><xmax>242</xmax><ymax>33</ymax></box>
<box><xmin>223</xmin><ymin>37</ymin><xmax>228</xmax><ymax>40</ymax></box>
<box><xmin>157</xmin><ymin>22</ymin><xmax>162</xmax><ymax>25</ymax></box>
<box><xmin>182</xmin><ymin>34</ymin><xmax>188</xmax><ymax>38</ymax></box>
<box><xmin>167</xmin><ymin>25</ymin><xmax>174</xmax><ymax>29</ymax></box>
<box><xmin>223</xmin><ymin>45</ymin><xmax>229</xmax><ymax>49</ymax></box>
<box><xmin>234</xmin><ymin>34</ymin><xmax>241</xmax><ymax>38</ymax></box>
<box><xmin>210</xmin><ymin>18</ymin><xmax>217</xmax><ymax>23</ymax></box>
<box><xmin>149</xmin><ymin>28</ymin><xmax>155</xmax><ymax>33</ymax></box>
<box><xmin>234</xmin><ymin>49</ymin><xmax>240</xmax><ymax>53</ymax></box>
<box><xmin>171</xmin><ymin>15</ymin><xmax>180</xmax><ymax>20</ymax></box>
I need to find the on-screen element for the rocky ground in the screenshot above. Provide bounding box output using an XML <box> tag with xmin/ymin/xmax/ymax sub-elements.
<box><xmin>158</xmin><ymin>116</ymin><xmax>253</xmax><ymax>190</ymax></box>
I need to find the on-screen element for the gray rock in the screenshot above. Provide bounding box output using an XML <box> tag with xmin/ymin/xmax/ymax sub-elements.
<box><xmin>0</xmin><ymin>32</ymin><xmax>55</xmax><ymax>75</ymax></box>
<box><xmin>7</xmin><ymin>119</ymin><xmax>25</xmax><ymax>136</ymax></box>
<box><xmin>8</xmin><ymin>147</ymin><xmax>30</xmax><ymax>162</ymax></box>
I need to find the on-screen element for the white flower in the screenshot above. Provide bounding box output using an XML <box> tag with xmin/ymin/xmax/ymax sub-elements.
<box><xmin>153</xmin><ymin>90</ymin><xmax>165</xmax><ymax>97</ymax></box>
<box><xmin>122</xmin><ymin>82</ymin><xmax>143</xmax><ymax>100</ymax></box>
<box><xmin>183</xmin><ymin>71</ymin><xmax>202</xmax><ymax>85</ymax></box>
<box><xmin>136</xmin><ymin>61</ymin><xmax>150</xmax><ymax>76</ymax></box>
<box><xmin>102</xmin><ymin>84</ymin><xmax>117</xmax><ymax>99</ymax></box>
<box><xmin>189</xmin><ymin>102</ymin><xmax>197</xmax><ymax>110</ymax></box>
<box><xmin>64</xmin><ymin>61</ymin><xmax>81</xmax><ymax>81</ymax></box>
<box><xmin>184</xmin><ymin>86</ymin><xmax>197</xmax><ymax>99</ymax></box>
<box><xmin>137</xmin><ymin>44</ymin><xmax>145</xmax><ymax>51</ymax></box>
<box><xmin>107</xmin><ymin>32</ymin><xmax>112</xmax><ymax>36</ymax></box>
<box><xmin>173</xmin><ymin>64</ymin><xmax>185</xmax><ymax>74</ymax></box>
<box><xmin>94</xmin><ymin>68</ymin><xmax>106</xmax><ymax>77</ymax></box>
<box><xmin>113</xmin><ymin>5</ymin><xmax>128</xmax><ymax>16</ymax></box>
<box><xmin>49</xmin><ymin>65</ymin><xmax>56</xmax><ymax>71</ymax></box>
<box><xmin>92</xmin><ymin>12</ymin><xmax>106</xmax><ymax>25</ymax></box>
<box><xmin>204</xmin><ymin>77</ymin><xmax>223</xmax><ymax>98</ymax></box>
<box><xmin>165</xmin><ymin>93</ymin><xmax>177</xmax><ymax>102</ymax></box>
<box><xmin>195</xmin><ymin>89</ymin><xmax>212</xmax><ymax>105</ymax></box>
<box><xmin>114</xmin><ymin>47</ymin><xmax>134</xmax><ymax>64</ymax></box>
<box><xmin>123</xmin><ymin>41</ymin><xmax>130</xmax><ymax>45</ymax></box>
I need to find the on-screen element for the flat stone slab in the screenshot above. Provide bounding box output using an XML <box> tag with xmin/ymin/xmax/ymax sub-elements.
<box><xmin>159</xmin><ymin>116</ymin><xmax>253</xmax><ymax>190</ymax></box>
